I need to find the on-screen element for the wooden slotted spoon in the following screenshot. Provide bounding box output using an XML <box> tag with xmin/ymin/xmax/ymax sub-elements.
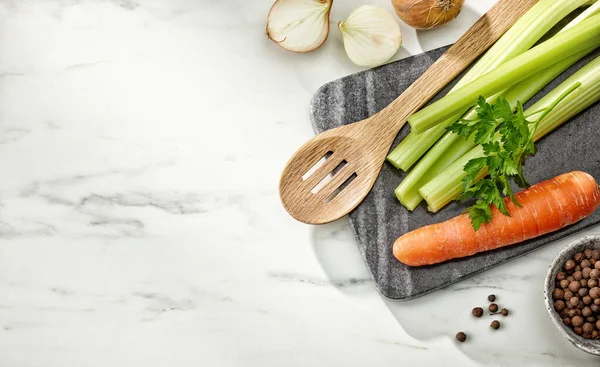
<box><xmin>279</xmin><ymin>0</ymin><xmax>538</xmax><ymax>224</ymax></box>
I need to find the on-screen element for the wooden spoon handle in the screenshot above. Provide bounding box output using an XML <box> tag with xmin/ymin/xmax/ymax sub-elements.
<box><xmin>374</xmin><ymin>0</ymin><xmax>538</xmax><ymax>133</ymax></box>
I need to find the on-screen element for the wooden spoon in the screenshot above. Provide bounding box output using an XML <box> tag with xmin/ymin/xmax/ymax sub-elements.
<box><xmin>279</xmin><ymin>0</ymin><xmax>538</xmax><ymax>224</ymax></box>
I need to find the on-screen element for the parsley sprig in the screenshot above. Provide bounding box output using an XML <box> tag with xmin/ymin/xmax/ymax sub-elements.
<box><xmin>447</xmin><ymin>83</ymin><xmax>580</xmax><ymax>230</ymax></box>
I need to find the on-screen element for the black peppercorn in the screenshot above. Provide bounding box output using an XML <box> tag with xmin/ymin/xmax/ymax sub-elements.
<box><xmin>585</xmin><ymin>249</ymin><xmax>593</xmax><ymax>259</ymax></box>
<box><xmin>490</xmin><ymin>320</ymin><xmax>500</xmax><ymax>330</ymax></box>
<box><xmin>472</xmin><ymin>307</ymin><xmax>483</xmax><ymax>318</ymax></box>
<box><xmin>575</xmin><ymin>252</ymin><xmax>585</xmax><ymax>262</ymax></box>
<box><xmin>588</xmin><ymin>279</ymin><xmax>598</xmax><ymax>288</ymax></box>
<box><xmin>590</xmin><ymin>287</ymin><xmax>600</xmax><ymax>299</ymax></box>
<box><xmin>582</xmin><ymin>306</ymin><xmax>593</xmax><ymax>317</ymax></box>
<box><xmin>574</xmin><ymin>271</ymin><xmax>583</xmax><ymax>281</ymax></box>
<box><xmin>489</xmin><ymin>303</ymin><xmax>498</xmax><ymax>313</ymax></box>
<box><xmin>568</xmin><ymin>309</ymin><xmax>578</xmax><ymax>318</ymax></box>
<box><xmin>564</xmin><ymin>290</ymin><xmax>574</xmax><ymax>300</ymax></box>
<box><xmin>560</xmin><ymin>279</ymin><xmax>570</xmax><ymax>289</ymax></box>
<box><xmin>591</xmin><ymin>304</ymin><xmax>600</xmax><ymax>313</ymax></box>
<box><xmin>579</xmin><ymin>288</ymin><xmax>589</xmax><ymax>297</ymax></box>
<box><xmin>583</xmin><ymin>323</ymin><xmax>594</xmax><ymax>334</ymax></box>
<box><xmin>569</xmin><ymin>281</ymin><xmax>581</xmax><ymax>293</ymax></box>
<box><xmin>574</xmin><ymin>327</ymin><xmax>583</xmax><ymax>335</ymax></box>
<box><xmin>592</xmin><ymin>249</ymin><xmax>600</xmax><ymax>261</ymax></box>
<box><xmin>565</xmin><ymin>260</ymin><xmax>576</xmax><ymax>271</ymax></box>
<box><xmin>583</xmin><ymin>267</ymin><xmax>592</xmax><ymax>279</ymax></box>
<box><xmin>553</xmin><ymin>288</ymin><xmax>564</xmax><ymax>300</ymax></box>
<box><xmin>557</xmin><ymin>272</ymin><xmax>566</xmax><ymax>281</ymax></box>
<box><xmin>587</xmin><ymin>316</ymin><xmax>596</xmax><ymax>324</ymax></box>
<box><xmin>583</xmin><ymin>295</ymin><xmax>593</xmax><ymax>305</ymax></box>
<box><xmin>488</xmin><ymin>294</ymin><xmax>496</xmax><ymax>302</ymax></box>
<box><xmin>572</xmin><ymin>316</ymin><xmax>585</xmax><ymax>327</ymax></box>
<box><xmin>456</xmin><ymin>332</ymin><xmax>467</xmax><ymax>343</ymax></box>
<box><xmin>500</xmin><ymin>308</ymin><xmax>509</xmax><ymax>316</ymax></box>
<box><xmin>563</xmin><ymin>317</ymin><xmax>571</xmax><ymax>326</ymax></box>
<box><xmin>590</xmin><ymin>269</ymin><xmax>600</xmax><ymax>280</ymax></box>
<box><xmin>581</xmin><ymin>259</ymin><xmax>592</xmax><ymax>269</ymax></box>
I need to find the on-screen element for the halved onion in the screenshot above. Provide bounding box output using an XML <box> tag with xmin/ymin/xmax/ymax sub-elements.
<box><xmin>266</xmin><ymin>0</ymin><xmax>333</xmax><ymax>53</ymax></box>
<box><xmin>339</xmin><ymin>6</ymin><xmax>402</xmax><ymax>68</ymax></box>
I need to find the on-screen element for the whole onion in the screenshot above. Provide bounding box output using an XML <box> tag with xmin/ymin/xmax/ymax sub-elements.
<box><xmin>392</xmin><ymin>0</ymin><xmax>464</xmax><ymax>29</ymax></box>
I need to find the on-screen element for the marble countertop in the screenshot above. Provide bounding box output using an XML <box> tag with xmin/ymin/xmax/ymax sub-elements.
<box><xmin>1</xmin><ymin>0</ymin><xmax>599</xmax><ymax>366</ymax></box>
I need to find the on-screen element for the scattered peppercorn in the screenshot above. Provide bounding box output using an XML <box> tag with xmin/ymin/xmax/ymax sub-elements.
<box><xmin>500</xmin><ymin>308</ymin><xmax>509</xmax><ymax>316</ymax></box>
<box><xmin>489</xmin><ymin>303</ymin><xmax>498</xmax><ymax>313</ymax></box>
<box><xmin>488</xmin><ymin>294</ymin><xmax>496</xmax><ymax>302</ymax></box>
<box><xmin>490</xmin><ymin>320</ymin><xmax>500</xmax><ymax>330</ymax></box>
<box><xmin>456</xmin><ymin>332</ymin><xmax>467</xmax><ymax>343</ymax></box>
<box><xmin>472</xmin><ymin>307</ymin><xmax>483</xmax><ymax>318</ymax></box>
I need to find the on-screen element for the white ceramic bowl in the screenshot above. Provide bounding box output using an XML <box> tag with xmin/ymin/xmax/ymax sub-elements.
<box><xmin>544</xmin><ymin>234</ymin><xmax>600</xmax><ymax>355</ymax></box>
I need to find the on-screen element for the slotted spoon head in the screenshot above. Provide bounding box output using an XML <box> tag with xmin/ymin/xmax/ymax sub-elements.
<box><xmin>279</xmin><ymin>123</ymin><xmax>389</xmax><ymax>224</ymax></box>
<box><xmin>278</xmin><ymin>0</ymin><xmax>539</xmax><ymax>225</ymax></box>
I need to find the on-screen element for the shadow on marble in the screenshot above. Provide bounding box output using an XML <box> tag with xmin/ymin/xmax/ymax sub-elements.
<box><xmin>310</xmin><ymin>220</ymin><xmax>373</xmax><ymax>296</ymax></box>
<box><xmin>311</xmin><ymin>220</ymin><xmax>600</xmax><ymax>365</ymax></box>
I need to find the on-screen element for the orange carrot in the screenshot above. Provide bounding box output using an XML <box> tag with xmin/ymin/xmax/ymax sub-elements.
<box><xmin>393</xmin><ymin>171</ymin><xmax>600</xmax><ymax>266</ymax></box>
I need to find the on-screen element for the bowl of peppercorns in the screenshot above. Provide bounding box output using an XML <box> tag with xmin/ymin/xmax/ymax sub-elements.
<box><xmin>544</xmin><ymin>234</ymin><xmax>600</xmax><ymax>355</ymax></box>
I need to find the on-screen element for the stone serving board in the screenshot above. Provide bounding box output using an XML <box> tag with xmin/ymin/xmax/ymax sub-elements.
<box><xmin>310</xmin><ymin>45</ymin><xmax>600</xmax><ymax>301</ymax></box>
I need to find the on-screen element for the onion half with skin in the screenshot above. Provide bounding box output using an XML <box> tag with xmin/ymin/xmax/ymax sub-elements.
<box><xmin>266</xmin><ymin>0</ymin><xmax>333</xmax><ymax>53</ymax></box>
<box><xmin>392</xmin><ymin>0</ymin><xmax>464</xmax><ymax>29</ymax></box>
<box><xmin>339</xmin><ymin>6</ymin><xmax>402</xmax><ymax>68</ymax></box>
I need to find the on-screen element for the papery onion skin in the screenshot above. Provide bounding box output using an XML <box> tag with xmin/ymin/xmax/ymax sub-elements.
<box><xmin>266</xmin><ymin>0</ymin><xmax>333</xmax><ymax>53</ymax></box>
<box><xmin>392</xmin><ymin>0</ymin><xmax>464</xmax><ymax>29</ymax></box>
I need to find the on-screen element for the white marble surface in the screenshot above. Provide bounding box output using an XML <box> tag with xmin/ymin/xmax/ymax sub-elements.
<box><xmin>0</xmin><ymin>0</ymin><xmax>599</xmax><ymax>366</ymax></box>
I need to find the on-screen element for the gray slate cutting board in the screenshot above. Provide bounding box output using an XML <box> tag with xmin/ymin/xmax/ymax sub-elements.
<box><xmin>310</xmin><ymin>46</ymin><xmax>600</xmax><ymax>300</ymax></box>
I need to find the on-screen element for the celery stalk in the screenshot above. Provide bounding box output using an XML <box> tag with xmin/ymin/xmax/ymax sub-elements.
<box><xmin>419</xmin><ymin>54</ymin><xmax>600</xmax><ymax>212</ymax></box>
<box><xmin>395</xmin><ymin>50</ymin><xmax>592</xmax><ymax>210</ymax></box>
<box><xmin>386</xmin><ymin>0</ymin><xmax>593</xmax><ymax>171</ymax></box>
<box><xmin>408</xmin><ymin>15</ymin><xmax>600</xmax><ymax>134</ymax></box>
<box><xmin>393</xmin><ymin>7</ymin><xmax>600</xmax><ymax>210</ymax></box>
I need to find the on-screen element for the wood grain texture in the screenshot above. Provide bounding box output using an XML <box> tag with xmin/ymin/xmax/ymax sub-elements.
<box><xmin>279</xmin><ymin>0</ymin><xmax>538</xmax><ymax>225</ymax></box>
